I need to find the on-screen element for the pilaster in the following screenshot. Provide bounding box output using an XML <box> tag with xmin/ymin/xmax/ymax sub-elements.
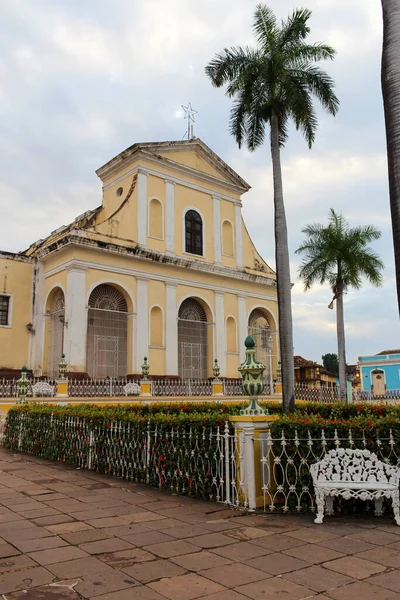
<box><xmin>215</xmin><ymin>291</ymin><xmax>226</xmax><ymax>377</ymax></box>
<box><xmin>31</xmin><ymin>261</ymin><xmax>46</xmax><ymax>375</ymax></box>
<box><xmin>64</xmin><ymin>266</ymin><xmax>87</xmax><ymax>372</ymax></box>
<box><xmin>136</xmin><ymin>277</ymin><xmax>149</xmax><ymax>372</ymax></box>
<box><xmin>213</xmin><ymin>196</ymin><xmax>222</xmax><ymax>265</ymax></box>
<box><xmin>165</xmin><ymin>282</ymin><xmax>178</xmax><ymax>375</ymax></box>
<box><xmin>235</xmin><ymin>203</ymin><xmax>243</xmax><ymax>267</ymax></box>
<box><xmin>238</xmin><ymin>294</ymin><xmax>247</xmax><ymax>363</ymax></box>
<box><xmin>165</xmin><ymin>179</ymin><xmax>175</xmax><ymax>255</ymax></box>
<box><xmin>137</xmin><ymin>169</ymin><xmax>148</xmax><ymax>246</ymax></box>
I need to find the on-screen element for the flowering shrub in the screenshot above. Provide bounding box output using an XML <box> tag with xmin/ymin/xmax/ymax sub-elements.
<box><xmin>3</xmin><ymin>404</ymin><xmax>236</xmax><ymax>501</ymax></box>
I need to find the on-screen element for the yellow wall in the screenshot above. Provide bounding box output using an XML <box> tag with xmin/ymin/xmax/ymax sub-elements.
<box><xmin>1</xmin><ymin>142</ymin><xmax>278</xmax><ymax>380</ymax></box>
<box><xmin>0</xmin><ymin>257</ymin><xmax>33</xmax><ymax>370</ymax></box>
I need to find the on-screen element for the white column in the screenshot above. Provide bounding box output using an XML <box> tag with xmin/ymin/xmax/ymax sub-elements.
<box><xmin>238</xmin><ymin>294</ymin><xmax>247</xmax><ymax>362</ymax></box>
<box><xmin>136</xmin><ymin>277</ymin><xmax>149</xmax><ymax>373</ymax></box>
<box><xmin>137</xmin><ymin>169</ymin><xmax>148</xmax><ymax>246</ymax></box>
<box><xmin>128</xmin><ymin>313</ymin><xmax>136</xmax><ymax>374</ymax></box>
<box><xmin>65</xmin><ymin>267</ymin><xmax>87</xmax><ymax>372</ymax></box>
<box><xmin>235</xmin><ymin>203</ymin><xmax>243</xmax><ymax>267</ymax></box>
<box><xmin>31</xmin><ymin>261</ymin><xmax>46</xmax><ymax>375</ymax></box>
<box><xmin>165</xmin><ymin>179</ymin><xmax>175</xmax><ymax>254</ymax></box>
<box><xmin>165</xmin><ymin>282</ymin><xmax>178</xmax><ymax>375</ymax></box>
<box><xmin>215</xmin><ymin>291</ymin><xmax>226</xmax><ymax>376</ymax></box>
<box><xmin>213</xmin><ymin>196</ymin><xmax>222</xmax><ymax>265</ymax></box>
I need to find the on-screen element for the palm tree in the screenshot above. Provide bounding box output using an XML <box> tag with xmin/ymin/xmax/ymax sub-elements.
<box><xmin>295</xmin><ymin>209</ymin><xmax>384</xmax><ymax>402</ymax></box>
<box><xmin>205</xmin><ymin>5</ymin><xmax>339</xmax><ymax>412</ymax></box>
<box><xmin>381</xmin><ymin>0</ymin><xmax>400</xmax><ymax>315</ymax></box>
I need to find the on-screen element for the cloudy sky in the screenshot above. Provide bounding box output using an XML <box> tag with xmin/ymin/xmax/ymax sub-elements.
<box><xmin>0</xmin><ymin>0</ymin><xmax>398</xmax><ymax>364</ymax></box>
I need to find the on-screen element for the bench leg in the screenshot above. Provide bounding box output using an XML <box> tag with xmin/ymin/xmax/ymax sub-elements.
<box><xmin>374</xmin><ymin>497</ymin><xmax>384</xmax><ymax>517</ymax></box>
<box><xmin>392</xmin><ymin>490</ymin><xmax>400</xmax><ymax>526</ymax></box>
<box><xmin>325</xmin><ymin>495</ymin><xmax>334</xmax><ymax>516</ymax></box>
<box><xmin>314</xmin><ymin>488</ymin><xmax>325</xmax><ymax>524</ymax></box>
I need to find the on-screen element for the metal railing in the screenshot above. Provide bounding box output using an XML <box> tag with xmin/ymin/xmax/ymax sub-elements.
<box><xmin>5</xmin><ymin>412</ymin><xmax>246</xmax><ymax>506</ymax></box>
<box><xmin>294</xmin><ymin>383</ymin><xmax>339</xmax><ymax>402</ymax></box>
<box><xmin>151</xmin><ymin>379</ymin><xmax>213</xmax><ymax>397</ymax></box>
<box><xmin>256</xmin><ymin>428</ymin><xmax>398</xmax><ymax>513</ymax></box>
<box><xmin>68</xmin><ymin>378</ymin><xmax>140</xmax><ymax>397</ymax></box>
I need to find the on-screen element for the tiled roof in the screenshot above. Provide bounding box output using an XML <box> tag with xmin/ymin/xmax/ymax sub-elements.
<box><xmin>376</xmin><ymin>349</ymin><xmax>400</xmax><ymax>355</ymax></box>
<box><xmin>294</xmin><ymin>355</ymin><xmax>319</xmax><ymax>368</ymax></box>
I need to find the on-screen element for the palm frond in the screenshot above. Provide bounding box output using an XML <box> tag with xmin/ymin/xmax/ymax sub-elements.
<box><xmin>253</xmin><ymin>4</ymin><xmax>277</xmax><ymax>50</ymax></box>
<box><xmin>278</xmin><ymin>8</ymin><xmax>312</xmax><ymax>48</ymax></box>
<box><xmin>289</xmin><ymin>64</ymin><xmax>339</xmax><ymax>116</ymax></box>
<box><xmin>286</xmin><ymin>42</ymin><xmax>336</xmax><ymax>63</ymax></box>
<box><xmin>205</xmin><ymin>47</ymin><xmax>260</xmax><ymax>88</ymax></box>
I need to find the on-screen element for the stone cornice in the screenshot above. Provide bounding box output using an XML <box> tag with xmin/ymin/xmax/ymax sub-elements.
<box><xmin>41</xmin><ymin>236</ymin><xmax>277</xmax><ymax>298</ymax></box>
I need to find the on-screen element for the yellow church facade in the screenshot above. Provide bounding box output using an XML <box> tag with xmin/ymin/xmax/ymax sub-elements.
<box><xmin>0</xmin><ymin>139</ymin><xmax>278</xmax><ymax>380</ymax></box>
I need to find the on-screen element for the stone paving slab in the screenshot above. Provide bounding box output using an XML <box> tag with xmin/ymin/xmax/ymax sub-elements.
<box><xmin>0</xmin><ymin>447</ymin><xmax>400</xmax><ymax>599</ymax></box>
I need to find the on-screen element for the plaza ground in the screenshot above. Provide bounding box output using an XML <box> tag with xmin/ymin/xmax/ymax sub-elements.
<box><xmin>0</xmin><ymin>448</ymin><xmax>399</xmax><ymax>598</ymax></box>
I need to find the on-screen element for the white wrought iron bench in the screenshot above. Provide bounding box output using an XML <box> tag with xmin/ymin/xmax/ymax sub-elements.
<box><xmin>123</xmin><ymin>382</ymin><xmax>140</xmax><ymax>396</ymax></box>
<box><xmin>31</xmin><ymin>382</ymin><xmax>55</xmax><ymax>397</ymax></box>
<box><xmin>311</xmin><ymin>448</ymin><xmax>400</xmax><ymax>525</ymax></box>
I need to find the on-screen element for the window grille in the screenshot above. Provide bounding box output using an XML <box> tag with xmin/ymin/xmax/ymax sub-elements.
<box><xmin>0</xmin><ymin>296</ymin><xmax>10</xmax><ymax>326</ymax></box>
<box><xmin>87</xmin><ymin>285</ymin><xmax>128</xmax><ymax>379</ymax></box>
<box><xmin>185</xmin><ymin>210</ymin><xmax>203</xmax><ymax>256</ymax></box>
<box><xmin>47</xmin><ymin>290</ymin><xmax>65</xmax><ymax>377</ymax></box>
<box><xmin>178</xmin><ymin>299</ymin><xmax>208</xmax><ymax>379</ymax></box>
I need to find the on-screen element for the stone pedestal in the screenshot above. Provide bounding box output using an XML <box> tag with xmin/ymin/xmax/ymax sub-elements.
<box><xmin>56</xmin><ymin>380</ymin><xmax>69</xmax><ymax>398</ymax></box>
<box><xmin>229</xmin><ymin>415</ymin><xmax>279</xmax><ymax>510</ymax></box>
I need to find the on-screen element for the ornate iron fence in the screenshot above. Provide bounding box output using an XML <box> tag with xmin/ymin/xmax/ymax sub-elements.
<box><xmin>68</xmin><ymin>378</ymin><xmax>140</xmax><ymax>397</ymax></box>
<box><xmin>0</xmin><ymin>378</ymin><xmax>57</xmax><ymax>398</ymax></box>
<box><xmin>294</xmin><ymin>383</ymin><xmax>338</xmax><ymax>402</ymax></box>
<box><xmin>256</xmin><ymin>429</ymin><xmax>399</xmax><ymax>513</ymax></box>
<box><xmin>4</xmin><ymin>411</ymin><xmax>246</xmax><ymax>506</ymax></box>
<box><xmin>151</xmin><ymin>379</ymin><xmax>213</xmax><ymax>397</ymax></box>
<box><xmin>361</xmin><ymin>390</ymin><xmax>400</xmax><ymax>400</ymax></box>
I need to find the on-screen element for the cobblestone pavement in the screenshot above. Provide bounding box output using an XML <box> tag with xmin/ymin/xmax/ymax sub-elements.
<box><xmin>0</xmin><ymin>448</ymin><xmax>400</xmax><ymax>599</ymax></box>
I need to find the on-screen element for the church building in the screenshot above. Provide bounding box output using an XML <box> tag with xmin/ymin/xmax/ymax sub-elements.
<box><xmin>0</xmin><ymin>138</ymin><xmax>278</xmax><ymax>380</ymax></box>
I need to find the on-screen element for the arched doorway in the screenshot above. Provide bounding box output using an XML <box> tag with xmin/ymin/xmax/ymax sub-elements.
<box><xmin>47</xmin><ymin>288</ymin><xmax>65</xmax><ymax>377</ymax></box>
<box><xmin>87</xmin><ymin>284</ymin><xmax>128</xmax><ymax>378</ymax></box>
<box><xmin>178</xmin><ymin>298</ymin><xmax>208</xmax><ymax>379</ymax></box>
<box><xmin>248</xmin><ymin>308</ymin><xmax>273</xmax><ymax>373</ymax></box>
<box><xmin>371</xmin><ymin>369</ymin><xmax>386</xmax><ymax>397</ymax></box>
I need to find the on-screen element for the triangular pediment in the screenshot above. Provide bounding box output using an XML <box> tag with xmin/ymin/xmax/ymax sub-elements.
<box><xmin>96</xmin><ymin>138</ymin><xmax>250</xmax><ymax>193</ymax></box>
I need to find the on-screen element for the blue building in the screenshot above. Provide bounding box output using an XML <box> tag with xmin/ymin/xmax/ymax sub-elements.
<box><xmin>358</xmin><ymin>350</ymin><xmax>400</xmax><ymax>397</ymax></box>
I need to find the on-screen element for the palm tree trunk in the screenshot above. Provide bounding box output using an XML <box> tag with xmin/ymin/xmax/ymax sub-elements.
<box><xmin>381</xmin><ymin>0</ymin><xmax>400</xmax><ymax>314</ymax></box>
<box><xmin>270</xmin><ymin>112</ymin><xmax>295</xmax><ymax>413</ymax></box>
<box><xmin>336</xmin><ymin>288</ymin><xmax>347</xmax><ymax>402</ymax></box>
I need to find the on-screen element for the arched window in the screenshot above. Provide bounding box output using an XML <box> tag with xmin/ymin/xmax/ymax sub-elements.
<box><xmin>222</xmin><ymin>220</ymin><xmax>234</xmax><ymax>256</ymax></box>
<box><xmin>148</xmin><ymin>198</ymin><xmax>163</xmax><ymax>239</ymax></box>
<box><xmin>226</xmin><ymin>316</ymin><xmax>237</xmax><ymax>353</ymax></box>
<box><xmin>150</xmin><ymin>306</ymin><xmax>163</xmax><ymax>347</ymax></box>
<box><xmin>46</xmin><ymin>288</ymin><xmax>65</xmax><ymax>377</ymax></box>
<box><xmin>178</xmin><ymin>298</ymin><xmax>208</xmax><ymax>378</ymax></box>
<box><xmin>185</xmin><ymin>210</ymin><xmax>203</xmax><ymax>256</ymax></box>
<box><xmin>87</xmin><ymin>284</ymin><xmax>128</xmax><ymax>378</ymax></box>
<box><xmin>248</xmin><ymin>309</ymin><xmax>272</xmax><ymax>370</ymax></box>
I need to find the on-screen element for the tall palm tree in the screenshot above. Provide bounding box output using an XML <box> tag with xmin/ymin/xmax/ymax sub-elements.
<box><xmin>296</xmin><ymin>209</ymin><xmax>384</xmax><ymax>402</ymax></box>
<box><xmin>381</xmin><ymin>0</ymin><xmax>400</xmax><ymax>315</ymax></box>
<box><xmin>205</xmin><ymin>5</ymin><xmax>339</xmax><ymax>412</ymax></box>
